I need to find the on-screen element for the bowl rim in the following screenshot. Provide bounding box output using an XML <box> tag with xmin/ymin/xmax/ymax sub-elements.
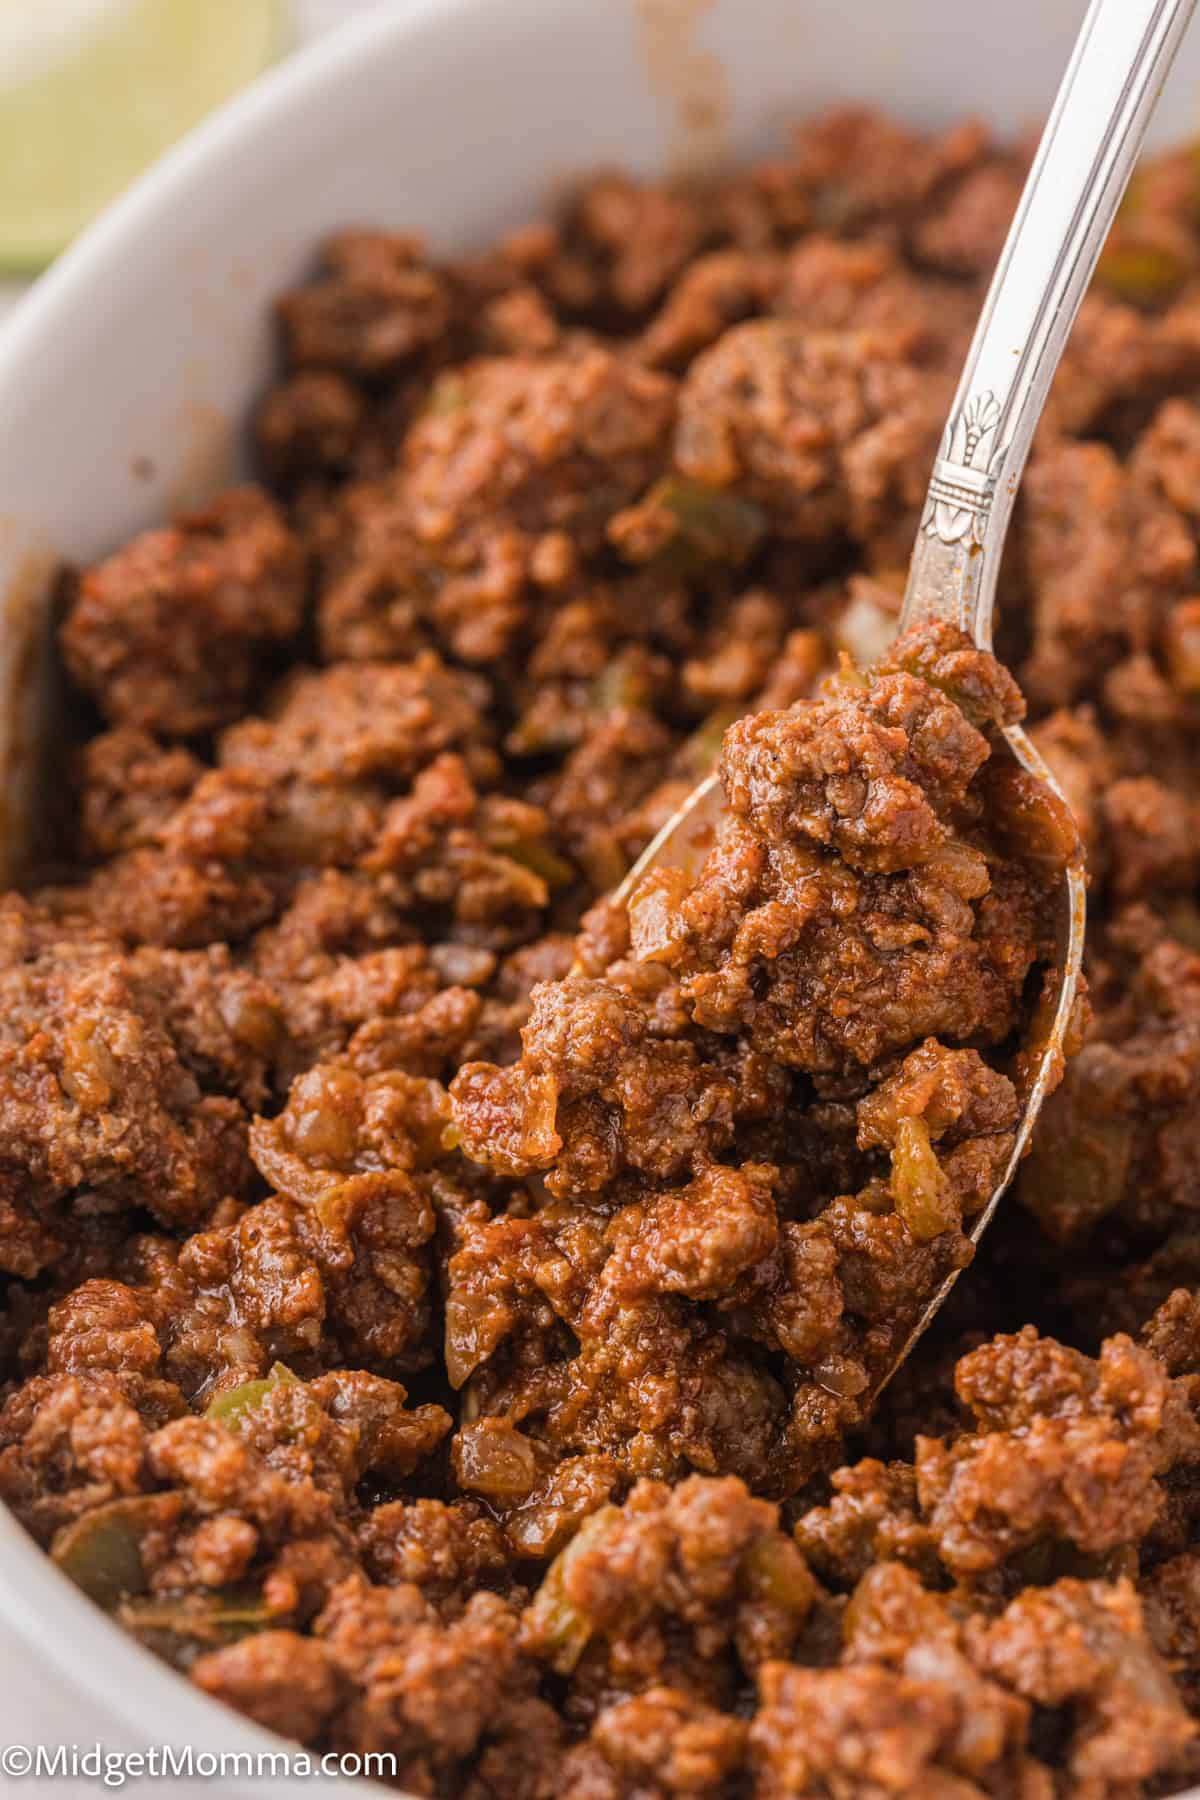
<box><xmin>0</xmin><ymin>0</ymin><xmax>434</xmax><ymax>395</ymax></box>
<box><xmin>0</xmin><ymin>6</ymin><xmax>445</xmax><ymax>1788</ymax></box>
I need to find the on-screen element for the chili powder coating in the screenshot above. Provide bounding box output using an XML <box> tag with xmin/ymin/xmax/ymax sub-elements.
<box><xmin>2</xmin><ymin>107</ymin><xmax>1200</xmax><ymax>1795</ymax></box>
<box><xmin>446</xmin><ymin>623</ymin><xmax>1065</xmax><ymax>1509</ymax></box>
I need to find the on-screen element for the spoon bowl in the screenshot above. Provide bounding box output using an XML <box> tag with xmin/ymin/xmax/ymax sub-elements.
<box><xmin>604</xmin><ymin>0</ymin><xmax>1195</xmax><ymax>1397</ymax></box>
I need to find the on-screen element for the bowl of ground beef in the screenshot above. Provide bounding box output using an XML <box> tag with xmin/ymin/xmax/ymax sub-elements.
<box><xmin>5</xmin><ymin>2</ymin><xmax>1200</xmax><ymax>1796</ymax></box>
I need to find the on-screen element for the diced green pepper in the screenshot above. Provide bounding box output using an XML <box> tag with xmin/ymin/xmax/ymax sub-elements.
<box><xmin>679</xmin><ymin>705</ymin><xmax>739</xmax><ymax>775</ymax></box>
<box><xmin>51</xmin><ymin>1495</ymin><xmax>177</xmax><ymax>1611</ymax></box>
<box><xmin>505</xmin><ymin>839</ymin><xmax>576</xmax><ymax>891</ymax></box>
<box><xmin>617</xmin><ymin>477</ymin><xmax>767</xmax><ymax>573</ymax></box>
<box><xmin>117</xmin><ymin>1584</ymin><xmax>278</xmax><ymax>1666</ymax></box>
<box><xmin>524</xmin><ymin>1504</ymin><xmax>622</xmax><ymax>1673</ymax></box>
<box><xmin>427</xmin><ymin>372</ymin><xmax>468</xmax><ymax>414</ymax></box>
<box><xmin>1019</xmin><ymin>1101</ymin><xmax>1136</xmax><ymax>1247</ymax></box>
<box><xmin>205</xmin><ymin>1361</ymin><xmax>300</xmax><ymax>1431</ymax></box>
<box><xmin>1096</xmin><ymin>241</ymin><xmax>1187</xmax><ymax>308</ymax></box>
<box><xmin>591</xmin><ymin>661</ymin><xmax>653</xmax><ymax>716</ymax></box>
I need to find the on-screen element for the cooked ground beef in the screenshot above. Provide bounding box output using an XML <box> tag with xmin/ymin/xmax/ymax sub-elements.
<box><xmin>3</xmin><ymin>106</ymin><xmax>1200</xmax><ymax>1796</ymax></box>
<box><xmin>444</xmin><ymin>623</ymin><xmax>1064</xmax><ymax>1504</ymax></box>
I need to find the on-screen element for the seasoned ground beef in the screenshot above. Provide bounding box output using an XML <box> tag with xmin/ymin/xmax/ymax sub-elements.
<box><xmin>4</xmin><ymin>107</ymin><xmax>1200</xmax><ymax>1796</ymax></box>
<box><xmin>444</xmin><ymin>623</ymin><xmax>1064</xmax><ymax>1504</ymax></box>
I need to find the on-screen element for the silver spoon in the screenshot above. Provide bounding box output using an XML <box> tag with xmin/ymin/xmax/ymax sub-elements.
<box><xmin>610</xmin><ymin>0</ymin><xmax>1195</xmax><ymax>1392</ymax></box>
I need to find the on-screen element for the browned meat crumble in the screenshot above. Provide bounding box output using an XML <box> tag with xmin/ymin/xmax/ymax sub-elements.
<box><xmin>2</xmin><ymin>106</ymin><xmax>1200</xmax><ymax>1796</ymax></box>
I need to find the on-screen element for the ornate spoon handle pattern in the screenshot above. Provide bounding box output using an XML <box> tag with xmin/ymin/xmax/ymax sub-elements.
<box><xmin>903</xmin><ymin>0</ymin><xmax>1197</xmax><ymax>638</ymax></box>
<box><xmin>603</xmin><ymin>0</ymin><xmax>1198</xmax><ymax>1401</ymax></box>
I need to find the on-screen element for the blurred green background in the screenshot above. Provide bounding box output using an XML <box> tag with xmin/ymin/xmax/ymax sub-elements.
<box><xmin>0</xmin><ymin>0</ymin><xmax>373</xmax><ymax>278</ymax></box>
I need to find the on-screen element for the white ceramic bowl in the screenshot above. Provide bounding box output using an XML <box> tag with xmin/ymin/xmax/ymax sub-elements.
<box><xmin>2</xmin><ymin>1</ymin><xmax>1200</xmax><ymax>1791</ymax></box>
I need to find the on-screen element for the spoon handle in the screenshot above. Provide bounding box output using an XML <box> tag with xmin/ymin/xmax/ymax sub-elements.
<box><xmin>901</xmin><ymin>0</ymin><xmax>1196</xmax><ymax>641</ymax></box>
